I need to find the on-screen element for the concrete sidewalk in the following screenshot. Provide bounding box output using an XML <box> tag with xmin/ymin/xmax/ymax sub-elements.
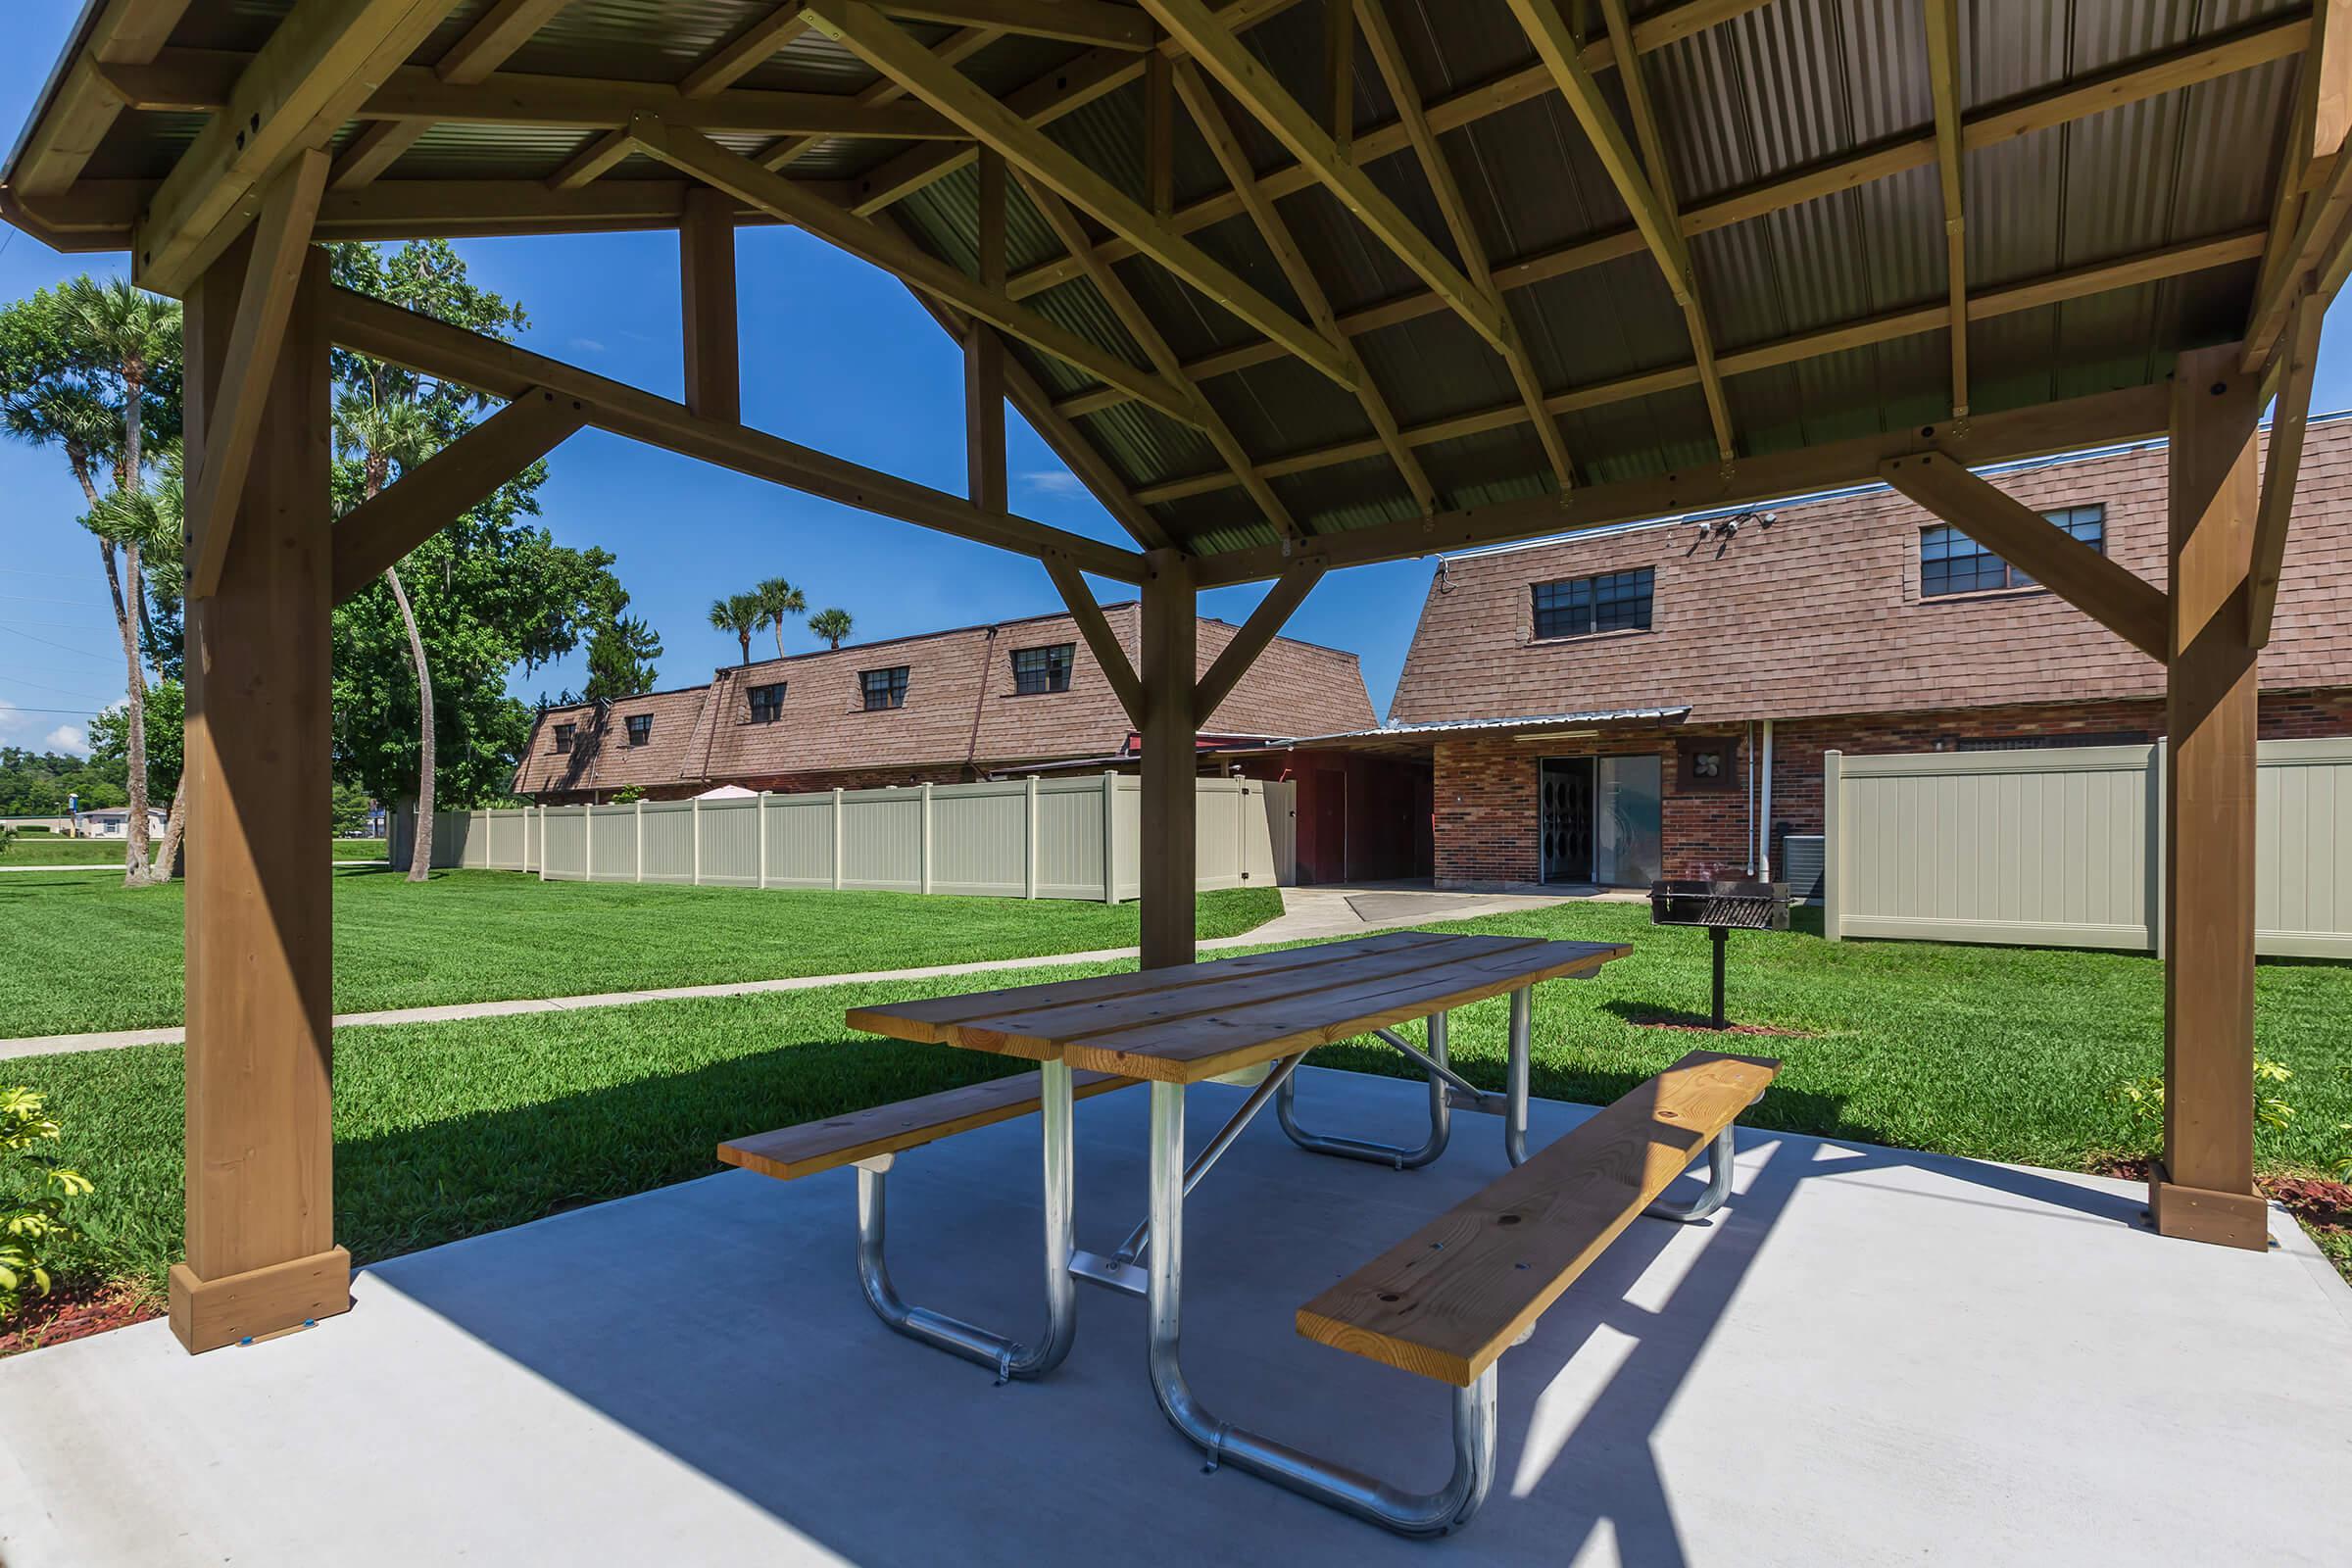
<box><xmin>0</xmin><ymin>883</ymin><xmax>1572</xmax><ymax>1060</ymax></box>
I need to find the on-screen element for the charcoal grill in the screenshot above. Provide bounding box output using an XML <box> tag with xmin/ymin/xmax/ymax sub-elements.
<box><xmin>1648</xmin><ymin>879</ymin><xmax>1789</xmax><ymax>1028</ymax></box>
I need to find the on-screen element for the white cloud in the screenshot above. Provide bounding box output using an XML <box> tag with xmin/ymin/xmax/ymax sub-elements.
<box><xmin>43</xmin><ymin>724</ymin><xmax>87</xmax><ymax>755</ymax></box>
<box><xmin>1019</xmin><ymin>468</ymin><xmax>1085</xmax><ymax>497</ymax></box>
<box><xmin>0</xmin><ymin>704</ymin><xmax>93</xmax><ymax>755</ymax></box>
<box><xmin>569</xmin><ymin>336</ymin><xmax>608</xmax><ymax>354</ymax></box>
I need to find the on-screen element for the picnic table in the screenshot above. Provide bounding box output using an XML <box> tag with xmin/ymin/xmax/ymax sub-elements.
<box><xmin>722</xmin><ymin>927</ymin><xmax>1780</xmax><ymax>1538</ymax></box>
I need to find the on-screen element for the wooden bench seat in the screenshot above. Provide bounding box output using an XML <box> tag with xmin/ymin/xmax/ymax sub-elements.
<box><xmin>718</xmin><ymin>1069</ymin><xmax>1137</xmax><ymax>1182</ymax></box>
<box><xmin>1296</xmin><ymin>1050</ymin><xmax>1782</xmax><ymax>1387</ymax></box>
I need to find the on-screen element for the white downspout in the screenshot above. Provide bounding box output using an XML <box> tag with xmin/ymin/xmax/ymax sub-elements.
<box><xmin>1760</xmin><ymin>719</ymin><xmax>1775</xmax><ymax>881</ymax></box>
<box><xmin>1744</xmin><ymin>720</ymin><xmax>1756</xmax><ymax>876</ymax></box>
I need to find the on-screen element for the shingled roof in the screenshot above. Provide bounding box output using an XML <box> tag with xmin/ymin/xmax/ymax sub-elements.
<box><xmin>513</xmin><ymin>603</ymin><xmax>1374</xmax><ymax>796</ymax></box>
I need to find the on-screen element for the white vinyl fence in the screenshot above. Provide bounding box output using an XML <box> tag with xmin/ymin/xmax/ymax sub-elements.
<box><xmin>1822</xmin><ymin>738</ymin><xmax>2352</xmax><ymax>958</ymax></box>
<box><xmin>393</xmin><ymin>773</ymin><xmax>1294</xmax><ymax>903</ymax></box>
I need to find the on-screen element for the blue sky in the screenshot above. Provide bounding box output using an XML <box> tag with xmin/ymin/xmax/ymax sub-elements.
<box><xmin>3</xmin><ymin>0</ymin><xmax>2348</xmax><ymax>758</ymax></box>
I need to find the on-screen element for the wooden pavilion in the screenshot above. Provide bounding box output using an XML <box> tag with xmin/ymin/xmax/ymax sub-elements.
<box><xmin>3</xmin><ymin>0</ymin><xmax>2338</xmax><ymax>1352</ymax></box>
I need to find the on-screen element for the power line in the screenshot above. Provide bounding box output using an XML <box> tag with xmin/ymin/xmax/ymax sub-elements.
<box><xmin>0</xmin><ymin>706</ymin><xmax>98</xmax><ymax>716</ymax></box>
<box><xmin>1</xmin><ymin>673</ymin><xmax>116</xmax><ymax>702</ymax></box>
<box><xmin>0</xmin><ymin>594</ymin><xmax>113</xmax><ymax>609</ymax></box>
<box><xmin>0</xmin><ymin>624</ymin><xmax>121</xmax><ymax>662</ymax></box>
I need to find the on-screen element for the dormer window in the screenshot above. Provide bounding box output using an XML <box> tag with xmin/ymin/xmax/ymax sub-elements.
<box><xmin>1532</xmin><ymin>567</ymin><xmax>1653</xmax><ymax>639</ymax></box>
<box><xmin>1011</xmin><ymin>643</ymin><xmax>1074</xmax><ymax>695</ymax></box>
<box><xmin>553</xmin><ymin>722</ymin><xmax>575</xmax><ymax>755</ymax></box>
<box><xmin>748</xmin><ymin>682</ymin><xmax>786</xmax><ymax>723</ymax></box>
<box><xmin>861</xmin><ymin>666</ymin><xmax>909</xmax><ymax>710</ymax></box>
<box><xmin>625</xmin><ymin>714</ymin><xmax>653</xmax><ymax>747</ymax></box>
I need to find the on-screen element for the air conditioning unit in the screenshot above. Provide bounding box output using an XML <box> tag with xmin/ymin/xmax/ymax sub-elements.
<box><xmin>1781</xmin><ymin>834</ymin><xmax>1826</xmax><ymax>905</ymax></box>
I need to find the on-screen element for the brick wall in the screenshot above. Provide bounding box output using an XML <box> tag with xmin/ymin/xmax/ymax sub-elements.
<box><xmin>1432</xmin><ymin>690</ymin><xmax>2352</xmax><ymax>889</ymax></box>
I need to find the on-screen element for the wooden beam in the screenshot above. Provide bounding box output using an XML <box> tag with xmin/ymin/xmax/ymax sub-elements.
<box><xmin>1173</xmin><ymin>57</ymin><xmax>1437</xmax><ymax>514</ymax></box>
<box><xmin>1515</xmin><ymin>0</ymin><xmax>1734</xmax><ymax>459</ymax></box>
<box><xmin>1352</xmin><ymin>0</ymin><xmax>1571</xmax><ymax>494</ymax></box>
<box><xmin>1146</xmin><ymin>47</ymin><xmax>1175</xmax><ymax>218</ymax></box>
<box><xmin>759</xmin><ymin>24</ymin><xmax>999</xmax><ymax>173</ymax></box>
<box><xmin>2247</xmin><ymin>2</ymin><xmax>2352</xmax><ymax>370</ymax></box>
<box><xmin>324</xmin><ymin>282</ymin><xmax>1152</xmax><ymax>581</ymax></box>
<box><xmin>549</xmin><ymin>130</ymin><xmax>635</xmax><ymax>191</ymax></box>
<box><xmin>132</xmin><ymin>0</ymin><xmax>462</xmax><ymax>297</ymax></box>
<box><xmin>1880</xmin><ymin>450</ymin><xmax>2169</xmax><ymax>662</ymax></box>
<box><xmin>114</xmin><ymin>51</ymin><xmax>971</xmax><ymax>138</ymax></box>
<box><xmin>2248</xmin><ymin>289</ymin><xmax>2325</xmax><ymax>647</ymax></box>
<box><xmin>1045</xmin><ymin>559</ymin><xmax>1145</xmax><ymax>726</ymax></box>
<box><xmin>185</xmin><ymin>151</ymin><xmax>329</xmax><ymax>600</ymax></box>
<box><xmin>1187</xmin><ymin>382</ymin><xmax>2174</xmax><ymax>587</ymax></box>
<box><xmin>1924</xmin><ymin>0</ymin><xmax>1969</xmax><ymax>416</ymax></box>
<box><xmin>1323</xmin><ymin>0</ymin><xmax>1353</xmax><ymax>154</ymax></box>
<box><xmin>1194</xmin><ymin>562</ymin><xmax>1323</xmax><ymax>721</ymax></box>
<box><xmin>841</xmin><ymin>0</ymin><xmax>1306</xmax><ymax>219</ymax></box>
<box><xmin>804</xmin><ymin>0</ymin><xmax>1358</xmax><ymax>392</ymax></box>
<box><xmin>681</xmin><ymin>1</ymin><xmax>813</xmax><ymax>97</ymax></box>
<box><xmin>331</xmin><ymin>389</ymin><xmax>588</xmax><ymax>602</ymax></box>
<box><xmin>1018</xmin><ymin>172</ymin><xmax>1302</xmax><ymax>540</ymax></box>
<box><xmin>1121</xmin><ymin>228</ymin><xmax>2267</xmax><ymax>505</ymax></box>
<box><xmin>9</xmin><ymin>0</ymin><xmax>199</xmax><ymax>200</ymax></box>
<box><xmin>624</xmin><ymin>117</ymin><xmax>1207</xmax><ymax>426</ymax></box>
<box><xmin>873</xmin><ymin>0</ymin><xmax>1154</xmax><ymax>48</ymax></box>
<box><xmin>1138</xmin><ymin>0</ymin><xmax>1512</xmax><ymax>355</ymax></box>
<box><xmin>1138</xmin><ymin>548</ymin><xmax>1198</xmax><ymax>966</ymax></box>
<box><xmin>679</xmin><ymin>186</ymin><xmax>741</xmax><ymax>422</ymax></box>
<box><xmin>173</xmin><ymin>241</ymin><xmax>348</xmax><ymax>1352</ymax></box>
<box><xmin>328</xmin><ymin>0</ymin><xmax>573</xmax><ymax>186</ymax></box>
<box><xmin>2153</xmin><ymin>340</ymin><xmax>2268</xmax><ymax>1250</ymax></box>
<box><xmin>966</xmin><ymin>148</ymin><xmax>1008</xmax><ymax>514</ymax></box>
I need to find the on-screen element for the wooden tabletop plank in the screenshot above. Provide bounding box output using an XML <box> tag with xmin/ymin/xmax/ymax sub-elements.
<box><xmin>1295</xmin><ymin>1051</ymin><xmax>1780</xmax><ymax>1386</ymax></box>
<box><xmin>1060</xmin><ymin>939</ymin><xmax>1630</xmax><ymax>1084</ymax></box>
<box><xmin>845</xmin><ymin>929</ymin><xmax>1459</xmax><ymax>1058</ymax></box>
<box><xmin>717</xmin><ymin>1068</ymin><xmax>1137</xmax><ymax>1182</ymax></box>
<box><xmin>919</xmin><ymin>934</ymin><xmax>1548</xmax><ymax>1059</ymax></box>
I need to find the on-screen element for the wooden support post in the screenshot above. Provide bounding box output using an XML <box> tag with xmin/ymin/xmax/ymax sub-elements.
<box><xmin>172</xmin><ymin>245</ymin><xmax>348</xmax><ymax>1354</ymax></box>
<box><xmin>2153</xmin><ymin>341</ymin><xmax>2269</xmax><ymax>1250</ymax></box>
<box><xmin>680</xmin><ymin>185</ymin><xmax>741</xmax><ymax>422</ymax></box>
<box><xmin>966</xmin><ymin>147</ymin><xmax>1008</xmax><ymax>513</ymax></box>
<box><xmin>1139</xmin><ymin>547</ymin><xmax>1197</xmax><ymax>968</ymax></box>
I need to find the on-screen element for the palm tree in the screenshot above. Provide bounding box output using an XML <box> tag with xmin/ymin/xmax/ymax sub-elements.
<box><xmin>335</xmin><ymin>393</ymin><xmax>442</xmax><ymax>883</ymax></box>
<box><xmin>808</xmin><ymin>607</ymin><xmax>854</xmax><ymax>650</ymax></box>
<box><xmin>85</xmin><ymin>451</ymin><xmax>190</xmax><ymax>879</ymax></box>
<box><xmin>710</xmin><ymin>593</ymin><xmax>762</xmax><ymax>664</ymax></box>
<box><xmin>755</xmin><ymin>577</ymin><xmax>806</xmax><ymax>659</ymax></box>
<box><xmin>58</xmin><ymin>278</ymin><xmax>179</xmax><ymax>888</ymax></box>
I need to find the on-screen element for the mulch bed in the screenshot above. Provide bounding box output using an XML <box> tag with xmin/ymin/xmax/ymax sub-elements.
<box><xmin>0</xmin><ymin>1280</ymin><xmax>162</xmax><ymax>1358</ymax></box>
<box><xmin>2265</xmin><ymin>1175</ymin><xmax>2352</xmax><ymax>1240</ymax></box>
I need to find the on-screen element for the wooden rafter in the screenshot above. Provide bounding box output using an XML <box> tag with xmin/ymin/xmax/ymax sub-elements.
<box><xmin>1923</xmin><ymin>0</ymin><xmax>1969</xmax><ymax>416</ymax></box>
<box><xmin>1018</xmin><ymin>172</ymin><xmax>1303</xmax><ymax>541</ymax></box>
<box><xmin>1172</xmin><ymin>58</ymin><xmax>1436</xmax><ymax>514</ymax></box>
<box><xmin>1009</xmin><ymin>7</ymin><xmax>2296</xmax><ymax>372</ymax></box>
<box><xmin>873</xmin><ymin>0</ymin><xmax>1153</xmax><ymax>48</ymax></box>
<box><xmin>1044</xmin><ymin>559</ymin><xmax>1146</xmax><ymax>726</ymax></box>
<box><xmin>331</xmin><ymin>389</ymin><xmax>588</xmax><ymax>601</ymax></box>
<box><xmin>683</xmin><ymin>1</ymin><xmax>815</xmax><ymax>97</ymax></box>
<box><xmin>323</xmin><ymin>283</ymin><xmax>1150</xmax><ymax>581</ymax></box>
<box><xmin>132</xmin><ymin>0</ymin><xmax>462</xmax><ymax>296</ymax></box>
<box><xmin>2246</xmin><ymin>0</ymin><xmax>2352</xmax><ymax>372</ymax></box>
<box><xmin>1353</xmin><ymin>0</ymin><xmax>1572</xmax><ymax>495</ymax></box>
<box><xmin>186</xmin><ymin>151</ymin><xmax>329</xmax><ymax>598</ymax></box>
<box><xmin>1882</xmin><ymin>452</ymin><xmax>2169</xmax><ymax>662</ymax></box>
<box><xmin>1139</xmin><ymin>0</ymin><xmax>1511</xmax><ymax>356</ymax></box>
<box><xmin>1122</xmin><ymin>227</ymin><xmax>2268</xmax><ymax>507</ymax></box>
<box><xmin>625</xmin><ymin>118</ymin><xmax>1207</xmax><ymax>426</ymax></box>
<box><xmin>762</xmin><ymin>24</ymin><xmax>998</xmax><ymax>173</ymax></box>
<box><xmin>803</xmin><ymin>0</ymin><xmax>1358</xmax><ymax>392</ymax></box>
<box><xmin>2247</xmin><ymin>289</ymin><xmax>2325</xmax><ymax>648</ymax></box>
<box><xmin>1516</xmin><ymin>0</ymin><xmax>1734</xmax><ymax>460</ymax></box>
<box><xmin>1188</xmin><ymin>383</ymin><xmax>2173</xmax><ymax>588</ymax></box>
<box><xmin>1194</xmin><ymin>562</ymin><xmax>1324</xmax><ymax>720</ymax></box>
<box><xmin>9</xmin><ymin>0</ymin><xmax>198</xmax><ymax>200</ymax></box>
<box><xmin>842</xmin><ymin>0</ymin><xmax>1305</xmax><ymax>219</ymax></box>
<box><xmin>329</xmin><ymin>0</ymin><xmax>576</xmax><ymax>189</ymax></box>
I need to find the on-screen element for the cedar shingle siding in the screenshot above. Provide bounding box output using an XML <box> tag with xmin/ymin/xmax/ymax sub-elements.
<box><xmin>514</xmin><ymin>606</ymin><xmax>1374</xmax><ymax>802</ymax></box>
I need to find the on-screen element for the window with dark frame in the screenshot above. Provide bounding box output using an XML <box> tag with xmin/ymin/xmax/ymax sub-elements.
<box><xmin>1011</xmin><ymin>642</ymin><xmax>1075</xmax><ymax>695</ymax></box>
<box><xmin>553</xmin><ymin>722</ymin><xmax>574</xmax><ymax>755</ymax></box>
<box><xmin>1532</xmin><ymin>567</ymin><xmax>1653</xmax><ymax>639</ymax></box>
<box><xmin>747</xmin><ymin>682</ymin><xmax>786</xmax><ymax>723</ymax></box>
<box><xmin>860</xmin><ymin>666</ymin><xmax>909</xmax><ymax>710</ymax></box>
<box><xmin>625</xmin><ymin>713</ymin><xmax>652</xmax><ymax>747</ymax></box>
<box><xmin>1920</xmin><ymin>504</ymin><xmax>2105</xmax><ymax>597</ymax></box>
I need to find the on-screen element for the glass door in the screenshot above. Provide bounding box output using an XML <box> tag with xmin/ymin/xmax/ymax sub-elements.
<box><xmin>1540</xmin><ymin>759</ymin><xmax>1594</xmax><ymax>883</ymax></box>
<box><xmin>1596</xmin><ymin>755</ymin><xmax>1663</xmax><ymax>887</ymax></box>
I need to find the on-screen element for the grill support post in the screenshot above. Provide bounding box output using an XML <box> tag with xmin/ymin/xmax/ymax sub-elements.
<box><xmin>1710</xmin><ymin>926</ymin><xmax>1728</xmax><ymax>1030</ymax></box>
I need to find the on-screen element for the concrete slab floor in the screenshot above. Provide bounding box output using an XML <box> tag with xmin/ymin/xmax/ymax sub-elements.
<box><xmin>3</xmin><ymin>1069</ymin><xmax>2347</xmax><ymax>1567</ymax></box>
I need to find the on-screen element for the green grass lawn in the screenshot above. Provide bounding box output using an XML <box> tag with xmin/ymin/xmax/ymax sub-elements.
<box><xmin>10</xmin><ymin>899</ymin><xmax>2346</xmax><ymax>1299</ymax></box>
<box><xmin>0</xmin><ymin>837</ymin><xmax>386</xmax><ymax>867</ymax></box>
<box><xmin>0</xmin><ymin>869</ymin><xmax>1286</xmax><ymax>1037</ymax></box>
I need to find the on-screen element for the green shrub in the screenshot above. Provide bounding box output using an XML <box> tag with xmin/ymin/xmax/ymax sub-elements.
<box><xmin>0</xmin><ymin>1087</ymin><xmax>93</xmax><ymax>1319</ymax></box>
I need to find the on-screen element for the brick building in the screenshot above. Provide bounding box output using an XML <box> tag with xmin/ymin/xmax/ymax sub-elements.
<box><xmin>512</xmin><ymin>605</ymin><xmax>1375</xmax><ymax>804</ymax></box>
<box><xmin>1257</xmin><ymin>417</ymin><xmax>2352</xmax><ymax>891</ymax></box>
